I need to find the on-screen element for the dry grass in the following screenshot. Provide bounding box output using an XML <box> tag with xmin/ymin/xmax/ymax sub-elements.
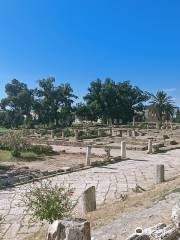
<box><xmin>26</xmin><ymin>175</ymin><xmax>180</xmax><ymax>240</ymax></box>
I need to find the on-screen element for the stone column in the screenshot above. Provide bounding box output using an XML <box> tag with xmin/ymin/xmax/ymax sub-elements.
<box><xmin>121</xmin><ymin>141</ymin><xmax>126</xmax><ymax>159</ymax></box>
<box><xmin>109</xmin><ymin>128</ymin><xmax>112</xmax><ymax>136</ymax></box>
<box><xmin>133</xmin><ymin>116</ymin><xmax>135</xmax><ymax>127</ymax></box>
<box><xmin>47</xmin><ymin>218</ymin><xmax>91</xmax><ymax>240</ymax></box>
<box><xmin>119</xmin><ymin>129</ymin><xmax>122</xmax><ymax>137</ymax></box>
<box><xmin>127</xmin><ymin>130</ymin><xmax>132</xmax><ymax>137</ymax></box>
<box><xmin>104</xmin><ymin>146</ymin><xmax>111</xmax><ymax>160</ymax></box>
<box><xmin>62</xmin><ymin>130</ymin><xmax>65</xmax><ymax>139</ymax></box>
<box><xmin>51</xmin><ymin>130</ymin><xmax>54</xmax><ymax>139</ymax></box>
<box><xmin>147</xmin><ymin>139</ymin><xmax>153</xmax><ymax>154</ymax></box>
<box><xmin>132</xmin><ymin>130</ymin><xmax>136</xmax><ymax>137</ymax></box>
<box><xmin>82</xmin><ymin>186</ymin><xmax>96</xmax><ymax>214</ymax></box>
<box><xmin>155</xmin><ymin>164</ymin><xmax>165</xmax><ymax>184</ymax></box>
<box><xmin>85</xmin><ymin>145</ymin><xmax>91</xmax><ymax>166</ymax></box>
<box><xmin>97</xmin><ymin>129</ymin><xmax>101</xmax><ymax>137</ymax></box>
<box><xmin>74</xmin><ymin>129</ymin><xmax>79</xmax><ymax>140</ymax></box>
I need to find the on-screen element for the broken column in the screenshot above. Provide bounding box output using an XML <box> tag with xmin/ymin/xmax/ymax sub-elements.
<box><xmin>119</xmin><ymin>129</ymin><xmax>122</xmax><ymax>137</ymax></box>
<box><xmin>62</xmin><ymin>130</ymin><xmax>65</xmax><ymax>139</ymax></box>
<box><xmin>133</xmin><ymin>116</ymin><xmax>135</xmax><ymax>127</ymax></box>
<box><xmin>82</xmin><ymin>186</ymin><xmax>96</xmax><ymax>214</ymax></box>
<box><xmin>97</xmin><ymin>129</ymin><xmax>101</xmax><ymax>137</ymax></box>
<box><xmin>85</xmin><ymin>145</ymin><xmax>91</xmax><ymax>166</ymax></box>
<box><xmin>109</xmin><ymin>128</ymin><xmax>112</xmax><ymax>136</ymax></box>
<box><xmin>121</xmin><ymin>141</ymin><xmax>126</xmax><ymax>159</ymax></box>
<box><xmin>127</xmin><ymin>130</ymin><xmax>132</xmax><ymax>137</ymax></box>
<box><xmin>74</xmin><ymin>129</ymin><xmax>79</xmax><ymax>140</ymax></box>
<box><xmin>47</xmin><ymin>218</ymin><xmax>91</xmax><ymax>240</ymax></box>
<box><xmin>132</xmin><ymin>130</ymin><xmax>136</xmax><ymax>137</ymax></box>
<box><xmin>51</xmin><ymin>130</ymin><xmax>54</xmax><ymax>139</ymax></box>
<box><xmin>147</xmin><ymin>139</ymin><xmax>153</xmax><ymax>154</ymax></box>
<box><xmin>104</xmin><ymin>146</ymin><xmax>111</xmax><ymax>160</ymax></box>
<box><xmin>155</xmin><ymin>164</ymin><xmax>165</xmax><ymax>184</ymax></box>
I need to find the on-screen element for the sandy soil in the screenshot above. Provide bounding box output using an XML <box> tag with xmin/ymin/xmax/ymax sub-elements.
<box><xmin>0</xmin><ymin>151</ymin><xmax>103</xmax><ymax>172</ymax></box>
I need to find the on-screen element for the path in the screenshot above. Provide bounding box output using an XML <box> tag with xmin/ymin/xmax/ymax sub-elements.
<box><xmin>0</xmin><ymin>149</ymin><xmax>180</xmax><ymax>240</ymax></box>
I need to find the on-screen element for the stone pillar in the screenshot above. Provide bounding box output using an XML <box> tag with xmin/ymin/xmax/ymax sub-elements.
<box><xmin>155</xmin><ymin>164</ymin><xmax>165</xmax><ymax>184</ymax></box>
<box><xmin>47</xmin><ymin>218</ymin><xmax>91</xmax><ymax>240</ymax></box>
<box><xmin>74</xmin><ymin>129</ymin><xmax>79</xmax><ymax>140</ymax></box>
<box><xmin>97</xmin><ymin>129</ymin><xmax>101</xmax><ymax>137</ymax></box>
<box><xmin>147</xmin><ymin>139</ymin><xmax>153</xmax><ymax>154</ymax></box>
<box><xmin>62</xmin><ymin>130</ymin><xmax>65</xmax><ymax>139</ymax></box>
<box><xmin>82</xmin><ymin>186</ymin><xmax>96</xmax><ymax>214</ymax></box>
<box><xmin>51</xmin><ymin>130</ymin><xmax>54</xmax><ymax>138</ymax></box>
<box><xmin>119</xmin><ymin>129</ymin><xmax>122</xmax><ymax>137</ymax></box>
<box><xmin>133</xmin><ymin>116</ymin><xmax>135</xmax><ymax>127</ymax></box>
<box><xmin>132</xmin><ymin>130</ymin><xmax>136</xmax><ymax>137</ymax></box>
<box><xmin>127</xmin><ymin>130</ymin><xmax>132</xmax><ymax>137</ymax></box>
<box><xmin>121</xmin><ymin>141</ymin><xmax>126</xmax><ymax>159</ymax></box>
<box><xmin>104</xmin><ymin>146</ymin><xmax>111</xmax><ymax>160</ymax></box>
<box><xmin>85</xmin><ymin>145</ymin><xmax>91</xmax><ymax>166</ymax></box>
<box><xmin>109</xmin><ymin>128</ymin><xmax>112</xmax><ymax>136</ymax></box>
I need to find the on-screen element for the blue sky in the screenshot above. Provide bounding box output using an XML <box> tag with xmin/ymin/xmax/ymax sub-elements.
<box><xmin>0</xmin><ymin>0</ymin><xmax>180</xmax><ymax>105</ymax></box>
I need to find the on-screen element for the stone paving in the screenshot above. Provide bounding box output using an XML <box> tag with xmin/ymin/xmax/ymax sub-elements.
<box><xmin>0</xmin><ymin>149</ymin><xmax>180</xmax><ymax>240</ymax></box>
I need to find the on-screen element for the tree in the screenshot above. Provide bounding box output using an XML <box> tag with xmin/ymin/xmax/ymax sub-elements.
<box><xmin>82</xmin><ymin>79</ymin><xmax>149</xmax><ymax>124</ymax></box>
<box><xmin>175</xmin><ymin>108</ymin><xmax>180</xmax><ymax>123</ymax></box>
<box><xmin>149</xmin><ymin>91</ymin><xmax>175</xmax><ymax>126</ymax></box>
<box><xmin>35</xmin><ymin>77</ymin><xmax>77</xmax><ymax>127</ymax></box>
<box><xmin>0</xmin><ymin>79</ymin><xmax>34</xmax><ymax>127</ymax></box>
<box><xmin>83</xmin><ymin>79</ymin><xmax>104</xmax><ymax>121</ymax></box>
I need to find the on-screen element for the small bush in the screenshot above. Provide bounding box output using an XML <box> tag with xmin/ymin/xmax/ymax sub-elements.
<box><xmin>22</xmin><ymin>181</ymin><xmax>75</xmax><ymax>223</ymax></box>
<box><xmin>0</xmin><ymin>130</ymin><xmax>29</xmax><ymax>156</ymax></box>
<box><xmin>29</xmin><ymin>145</ymin><xmax>54</xmax><ymax>154</ymax></box>
<box><xmin>170</xmin><ymin>140</ymin><xmax>178</xmax><ymax>145</ymax></box>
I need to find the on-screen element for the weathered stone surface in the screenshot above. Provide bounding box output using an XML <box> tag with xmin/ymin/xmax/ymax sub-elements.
<box><xmin>1</xmin><ymin>149</ymin><xmax>180</xmax><ymax>239</ymax></box>
<box><xmin>121</xmin><ymin>141</ymin><xmax>126</xmax><ymax>159</ymax></box>
<box><xmin>155</xmin><ymin>164</ymin><xmax>165</xmax><ymax>184</ymax></box>
<box><xmin>47</xmin><ymin>218</ymin><xmax>91</xmax><ymax>240</ymax></box>
<box><xmin>85</xmin><ymin>146</ymin><xmax>91</xmax><ymax>166</ymax></box>
<box><xmin>171</xmin><ymin>200</ymin><xmax>180</xmax><ymax>230</ymax></box>
<box><xmin>82</xmin><ymin>186</ymin><xmax>96</xmax><ymax>214</ymax></box>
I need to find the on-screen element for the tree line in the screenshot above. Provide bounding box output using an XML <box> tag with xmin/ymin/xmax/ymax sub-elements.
<box><xmin>0</xmin><ymin>77</ymin><xmax>177</xmax><ymax>128</ymax></box>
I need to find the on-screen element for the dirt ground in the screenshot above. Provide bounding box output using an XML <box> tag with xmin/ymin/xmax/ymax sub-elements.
<box><xmin>0</xmin><ymin>152</ymin><xmax>103</xmax><ymax>172</ymax></box>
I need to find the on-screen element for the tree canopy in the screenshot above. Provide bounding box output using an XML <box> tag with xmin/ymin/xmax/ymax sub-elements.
<box><xmin>0</xmin><ymin>77</ymin><xmax>176</xmax><ymax>128</ymax></box>
<box><xmin>78</xmin><ymin>78</ymin><xmax>150</xmax><ymax>124</ymax></box>
<box><xmin>149</xmin><ymin>91</ymin><xmax>175</xmax><ymax>125</ymax></box>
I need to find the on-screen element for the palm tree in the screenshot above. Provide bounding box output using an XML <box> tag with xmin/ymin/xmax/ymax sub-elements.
<box><xmin>149</xmin><ymin>91</ymin><xmax>175</xmax><ymax>127</ymax></box>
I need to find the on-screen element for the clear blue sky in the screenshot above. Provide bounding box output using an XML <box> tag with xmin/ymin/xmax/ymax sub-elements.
<box><xmin>0</xmin><ymin>0</ymin><xmax>180</xmax><ymax>106</ymax></box>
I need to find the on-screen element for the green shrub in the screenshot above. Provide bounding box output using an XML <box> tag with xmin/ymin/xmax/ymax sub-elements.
<box><xmin>0</xmin><ymin>130</ymin><xmax>29</xmax><ymax>156</ymax></box>
<box><xmin>29</xmin><ymin>145</ymin><xmax>54</xmax><ymax>154</ymax></box>
<box><xmin>22</xmin><ymin>181</ymin><xmax>75</xmax><ymax>223</ymax></box>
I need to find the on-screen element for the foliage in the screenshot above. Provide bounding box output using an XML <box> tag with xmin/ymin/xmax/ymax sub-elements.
<box><xmin>34</xmin><ymin>77</ymin><xmax>77</xmax><ymax>127</ymax></box>
<box><xmin>0</xmin><ymin>79</ymin><xmax>34</xmax><ymax>128</ymax></box>
<box><xmin>0</xmin><ymin>150</ymin><xmax>40</xmax><ymax>162</ymax></box>
<box><xmin>78</xmin><ymin>79</ymin><xmax>150</xmax><ymax>124</ymax></box>
<box><xmin>22</xmin><ymin>181</ymin><xmax>75</xmax><ymax>223</ymax></box>
<box><xmin>149</xmin><ymin>91</ymin><xmax>175</xmax><ymax>126</ymax></box>
<box><xmin>0</xmin><ymin>130</ymin><xmax>29</xmax><ymax>157</ymax></box>
<box><xmin>0</xmin><ymin>77</ymin><xmax>177</xmax><ymax>128</ymax></box>
<box><xmin>29</xmin><ymin>145</ymin><xmax>54</xmax><ymax>154</ymax></box>
<box><xmin>175</xmin><ymin>108</ymin><xmax>180</xmax><ymax>123</ymax></box>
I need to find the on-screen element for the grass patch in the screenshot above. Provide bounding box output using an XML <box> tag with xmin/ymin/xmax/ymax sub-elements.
<box><xmin>0</xmin><ymin>127</ymin><xmax>9</xmax><ymax>134</ymax></box>
<box><xmin>0</xmin><ymin>150</ymin><xmax>44</xmax><ymax>162</ymax></box>
<box><xmin>0</xmin><ymin>150</ymin><xmax>12</xmax><ymax>161</ymax></box>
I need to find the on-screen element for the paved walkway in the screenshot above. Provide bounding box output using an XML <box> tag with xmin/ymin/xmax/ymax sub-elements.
<box><xmin>0</xmin><ymin>149</ymin><xmax>180</xmax><ymax>240</ymax></box>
